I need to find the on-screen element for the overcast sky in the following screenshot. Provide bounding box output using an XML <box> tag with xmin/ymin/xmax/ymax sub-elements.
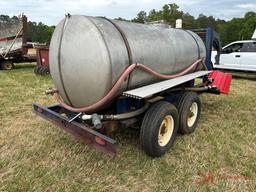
<box><xmin>0</xmin><ymin>0</ymin><xmax>255</xmax><ymax>25</ymax></box>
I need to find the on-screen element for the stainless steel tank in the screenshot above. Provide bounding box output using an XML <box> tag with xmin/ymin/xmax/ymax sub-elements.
<box><xmin>50</xmin><ymin>15</ymin><xmax>206</xmax><ymax>108</ymax></box>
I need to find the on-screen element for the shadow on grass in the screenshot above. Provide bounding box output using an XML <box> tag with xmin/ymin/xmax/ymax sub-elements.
<box><xmin>229</xmin><ymin>71</ymin><xmax>256</xmax><ymax>81</ymax></box>
<box><xmin>232</xmin><ymin>75</ymin><xmax>256</xmax><ymax>81</ymax></box>
<box><xmin>14</xmin><ymin>62</ymin><xmax>36</xmax><ymax>70</ymax></box>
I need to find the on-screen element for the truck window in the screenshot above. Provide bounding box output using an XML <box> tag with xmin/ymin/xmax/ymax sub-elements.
<box><xmin>241</xmin><ymin>42</ymin><xmax>256</xmax><ymax>52</ymax></box>
<box><xmin>222</xmin><ymin>43</ymin><xmax>243</xmax><ymax>54</ymax></box>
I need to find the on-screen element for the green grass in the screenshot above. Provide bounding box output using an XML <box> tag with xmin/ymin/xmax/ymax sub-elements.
<box><xmin>0</xmin><ymin>64</ymin><xmax>255</xmax><ymax>192</ymax></box>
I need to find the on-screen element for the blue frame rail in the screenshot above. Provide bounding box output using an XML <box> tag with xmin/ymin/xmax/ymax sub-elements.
<box><xmin>192</xmin><ymin>28</ymin><xmax>221</xmax><ymax>70</ymax></box>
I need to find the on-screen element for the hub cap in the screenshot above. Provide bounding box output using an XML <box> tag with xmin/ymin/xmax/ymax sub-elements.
<box><xmin>4</xmin><ymin>62</ymin><xmax>12</xmax><ymax>70</ymax></box>
<box><xmin>158</xmin><ymin>115</ymin><xmax>174</xmax><ymax>147</ymax></box>
<box><xmin>187</xmin><ymin>102</ymin><xmax>198</xmax><ymax>127</ymax></box>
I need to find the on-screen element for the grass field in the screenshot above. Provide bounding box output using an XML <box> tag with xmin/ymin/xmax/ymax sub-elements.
<box><xmin>0</xmin><ymin>64</ymin><xmax>255</xmax><ymax>192</ymax></box>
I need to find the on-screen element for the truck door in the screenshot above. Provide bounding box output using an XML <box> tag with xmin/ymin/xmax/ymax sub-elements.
<box><xmin>239</xmin><ymin>42</ymin><xmax>256</xmax><ymax>71</ymax></box>
<box><xmin>220</xmin><ymin>42</ymin><xmax>243</xmax><ymax>67</ymax></box>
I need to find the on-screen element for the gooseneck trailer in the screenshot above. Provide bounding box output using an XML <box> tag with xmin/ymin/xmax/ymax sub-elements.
<box><xmin>33</xmin><ymin>15</ymin><xmax>232</xmax><ymax>157</ymax></box>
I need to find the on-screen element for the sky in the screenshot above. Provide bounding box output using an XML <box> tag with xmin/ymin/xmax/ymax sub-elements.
<box><xmin>0</xmin><ymin>0</ymin><xmax>255</xmax><ymax>25</ymax></box>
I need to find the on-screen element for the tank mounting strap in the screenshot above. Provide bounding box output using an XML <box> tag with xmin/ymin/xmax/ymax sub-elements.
<box><xmin>99</xmin><ymin>17</ymin><xmax>133</xmax><ymax>90</ymax></box>
<box><xmin>57</xmin><ymin>16</ymin><xmax>74</xmax><ymax>106</ymax></box>
<box><xmin>99</xmin><ymin>17</ymin><xmax>133</xmax><ymax>65</ymax></box>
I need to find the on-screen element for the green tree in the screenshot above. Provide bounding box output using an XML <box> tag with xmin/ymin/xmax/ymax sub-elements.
<box><xmin>162</xmin><ymin>3</ymin><xmax>183</xmax><ymax>26</ymax></box>
<box><xmin>114</xmin><ymin>17</ymin><xmax>130</xmax><ymax>22</ymax></box>
<box><xmin>132</xmin><ymin>11</ymin><xmax>148</xmax><ymax>23</ymax></box>
<box><xmin>196</xmin><ymin>14</ymin><xmax>217</xmax><ymax>29</ymax></box>
<box><xmin>27</xmin><ymin>21</ymin><xmax>55</xmax><ymax>43</ymax></box>
<box><xmin>148</xmin><ymin>9</ymin><xmax>163</xmax><ymax>22</ymax></box>
<box><xmin>182</xmin><ymin>13</ymin><xmax>196</xmax><ymax>29</ymax></box>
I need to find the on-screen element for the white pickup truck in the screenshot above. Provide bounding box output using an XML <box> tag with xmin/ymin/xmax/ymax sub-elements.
<box><xmin>212</xmin><ymin>30</ymin><xmax>256</xmax><ymax>72</ymax></box>
<box><xmin>211</xmin><ymin>40</ymin><xmax>256</xmax><ymax>72</ymax></box>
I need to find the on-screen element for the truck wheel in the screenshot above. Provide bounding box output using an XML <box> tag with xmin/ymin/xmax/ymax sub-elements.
<box><xmin>1</xmin><ymin>61</ymin><xmax>14</xmax><ymax>70</ymax></box>
<box><xmin>140</xmin><ymin>101</ymin><xmax>178</xmax><ymax>157</ymax></box>
<box><xmin>177</xmin><ymin>92</ymin><xmax>201</xmax><ymax>134</ymax></box>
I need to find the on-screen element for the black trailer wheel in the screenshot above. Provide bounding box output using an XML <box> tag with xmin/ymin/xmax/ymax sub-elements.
<box><xmin>1</xmin><ymin>61</ymin><xmax>14</xmax><ymax>70</ymax></box>
<box><xmin>140</xmin><ymin>101</ymin><xmax>178</xmax><ymax>157</ymax></box>
<box><xmin>34</xmin><ymin>66</ymin><xmax>39</xmax><ymax>74</ymax></box>
<box><xmin>38</xmin><ymin>67</ymin><xmax>45</xmax><ymax>75</ymax></box>
<box><xmin>38</xmin><ymin>67</ymin><xmax>49</xmax><ymax>75</ymax></box>
<box><xmin>177</xmin><ymin>92</ymin><xmax>201</xmax><ymax>134</ymax></box>
<box><xmin>41</xmin><ymin>68</ymin><xmax>49</xmax><ymax>75</ymax></box>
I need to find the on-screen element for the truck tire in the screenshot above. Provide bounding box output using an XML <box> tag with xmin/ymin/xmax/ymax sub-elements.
<box><xmin>1</xmin><ymin>61</ymin><xmax>14</xmax><ymax>70</ymax></box>
<box><xmin>177</xmin><ymin>92</ymin><xmax>201</xmax><ymax>134</ymax></box>
<box><xmin>140</xmin><ymin>101</ymin><xmax>178</xmax><ymax>157</ymax></box>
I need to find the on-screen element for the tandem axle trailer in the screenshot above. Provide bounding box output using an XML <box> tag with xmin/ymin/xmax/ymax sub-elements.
<box><xmin>33</xmin><ymin>27</ymin><xmax>232</xmax><ymax>157</ymax></box>
<box><xmin>33</xmin><ymin>69</ymin><xmax>231</xmax><ymax>157</ymax></box>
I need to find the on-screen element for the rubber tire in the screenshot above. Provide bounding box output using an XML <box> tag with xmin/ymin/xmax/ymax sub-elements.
<box><xmin>140</xmin><ymin>101</ymin><xmax>179</xmax><ymax>158</ymax></box>
<box><xmin>38</xmin><ymin>67</ymin><xmax>45</xmax><ymax>75</ymax></box>
<box><xmin>42</xmin><ymin>68</ymin><xmax>50</xmax><ymax>75</ymax></box>
<box><xmin>34</xmin><ymin>66</ymin><xmax>39</xmax><ymax>74</ymax></box>
<box><xmin>39</xmin><ymin>67</ymin><xmax>49</xmax><ymax>75</ymax></box>
<box><xmin>177</xmin><ymin>92</ymin><xmax>201</xmax><ymax>135</ymax></box>
<box><xmin>1</xmin><ymin>61</ymin><xmax>14</xmax><ymax>70</ymax></box>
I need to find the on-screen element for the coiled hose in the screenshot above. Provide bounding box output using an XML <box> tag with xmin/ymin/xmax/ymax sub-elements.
<box><xmin>55</xmin><ymin>59</ymin><xmax>203</xmax><ymax>112</ymax></box>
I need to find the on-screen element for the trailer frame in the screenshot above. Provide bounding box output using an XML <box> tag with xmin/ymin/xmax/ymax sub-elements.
<box><xmin>32</xmin><ymin>69</ymin><xmax>231</xmax><ymax>157</ymax></box>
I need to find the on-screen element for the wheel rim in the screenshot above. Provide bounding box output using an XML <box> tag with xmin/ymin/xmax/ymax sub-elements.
<box><xmin>4</xmin><ymin>63</ymin><xmax>12</xmax><ymax>70</ymax></box>
<box><xmin>158</xmin><ymin>115</ymin><xmax>174</xmax><ymax>147</ymax></box>
<box><xmin>187</xmin><ymin>102</ymin><xmax>198</xmax><ymax>127</ymax></box>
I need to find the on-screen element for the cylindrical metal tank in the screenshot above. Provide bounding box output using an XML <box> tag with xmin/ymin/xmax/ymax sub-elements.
<box><xmin>50</xmin><ymin>15</ymin><xmax>206</xmax><ymax>108</ymax></box>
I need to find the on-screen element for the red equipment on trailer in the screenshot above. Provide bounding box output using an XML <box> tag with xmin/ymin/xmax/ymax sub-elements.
<box><xmin>34</xmin><ymin>45</ymin><xmax>49</xmax><ymax>75</ymax></box>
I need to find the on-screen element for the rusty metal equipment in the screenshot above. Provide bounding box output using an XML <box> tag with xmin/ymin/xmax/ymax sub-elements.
<box><xmin>34</xmin><ymin>45</ymin><xmax>49</xmax><ymax>75</ymax></box>
<box><xmin>0</xmin><ymin>15</ymin><xmax>37</xmax><ymax>70</ymax></box>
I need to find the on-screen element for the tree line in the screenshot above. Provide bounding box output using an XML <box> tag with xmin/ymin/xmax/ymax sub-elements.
<box><xmin>0</xmin><ymin>14</ymin><xmax>55</xmax><ymax>44</ymax></box>
<box><xmin>27</xmin><ymin>22</ymin><xmax>55</xmax><ymax>43</ymax></box>
<box><xmin>118</xmin><ymin>3</ymin><xmax>255</xmax><ymax>46</ymax></box>
<box><xmin>1</xmin><ymin>3</ymin><xmax>255</xmax><ymax>46</ymax></box>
